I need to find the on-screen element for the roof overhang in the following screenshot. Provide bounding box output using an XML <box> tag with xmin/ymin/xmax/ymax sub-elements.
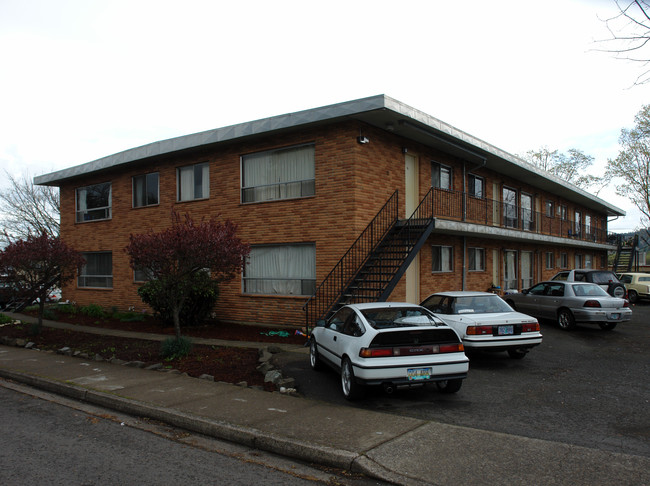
<box><xmin>34</xmin><ymin>94</ymin><xmax>625</xmax><ymax>217</ymax></box>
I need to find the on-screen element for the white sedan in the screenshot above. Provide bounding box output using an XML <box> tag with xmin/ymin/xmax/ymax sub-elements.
<box><xmin>309</xmin><ymin>302</ymin><xmax>469</xmax><ymax>400</ymax></box>
<box><xmin>420</xmin><ymin>291</ymin><xmax>542</xmax><ymax>359</ymax></box>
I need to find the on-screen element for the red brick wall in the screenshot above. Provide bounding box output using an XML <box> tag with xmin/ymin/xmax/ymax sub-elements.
<box><xmin>58</xmin><ymin>120</ymin><xmax>611</xmax><ymax>326</ymax></box>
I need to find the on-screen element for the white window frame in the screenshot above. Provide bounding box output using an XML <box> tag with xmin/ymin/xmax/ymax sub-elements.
<box><xmin>177</xmin><ymin>162</ymin><xmax>209</xmax><ymax>202</ymax></box>
<box><xmin>79</xmin><ymin>252</ymin><xmax>113</xmax><ymax>288</ymax></box>
<box><xmin>468</xmin><ymin>174</ymin><xmax>484</xmax><ymax>199</ymax></box>
<box><xmin>132</xmin><ymin>172</ymin><xmax>159</xmax><ymax>208</ymax></box>
<box><xmin>431</xmin><ymin>162</ymin><xmax>452</xmax><ymax>190</ymax></box>
<box><xmin>241</xmin><ymin>144</ymin><xmax>315</xmax><ymax>203</ymax></box>
<box><xmin>243</xmin><ymin>244</ymin><xmax>316</xmax><ymax>296</ymax></box>
<box><xmin>545</xmin><ymin>252</ymin><xmax>554</xmax><ymax>270</ymax></box>
<box><xmin>432</xmin><ymin>245</ymin><xmax>453</xmax><ymax>272</ymax></box>
<box><xmin>468</xmin><ymin>247</ymin><xmax>485</xmax><ymax>271</ymax></box>
<box><xmin>76</xmin><ymin>182</ymin><xmax>112</xmax><ymax>223</ymax></box>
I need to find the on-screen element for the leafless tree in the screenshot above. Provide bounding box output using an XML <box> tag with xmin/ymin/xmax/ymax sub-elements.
<box><xmin>0</xmin><ymin>171</ymin><xmax>60</xmax><ymax>244</ymax></box>
<box><xmin>599</xmin><ymin>0</ymin><xmax>650</xmax><ymax>85</ymax></box>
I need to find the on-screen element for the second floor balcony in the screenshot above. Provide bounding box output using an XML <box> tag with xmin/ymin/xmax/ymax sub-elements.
<box><xmin>430</xmin><ymin>188</ymin><xmax>614</xmax><ymax>247</ymax></box>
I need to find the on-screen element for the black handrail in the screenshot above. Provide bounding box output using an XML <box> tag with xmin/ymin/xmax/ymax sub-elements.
<box><xmin>303</xmin><ymin>191</ymin><xmax>399</xmax><ymax>331</ymax></box>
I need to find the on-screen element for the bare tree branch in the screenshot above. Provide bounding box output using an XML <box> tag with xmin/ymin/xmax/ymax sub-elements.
<box><xmin>0</xmin><ymin>170</ymin><xmax>60</xmax><ymax>244</ymax></box>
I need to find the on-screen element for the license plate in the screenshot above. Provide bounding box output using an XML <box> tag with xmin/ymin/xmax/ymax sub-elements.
<box><xmin>498</xmin><ymin>325</ymin><xmax>514</xmax><ymax>335</ymax></box>
<box><xmin>609</xmin><ymin>313</ymin><xmax>620</xmax><ymax>320</ymax></box>
<box><xmin>407</xmin><ymin>367</ymin><xmax>432</xmax><ymax>381</ymax></box>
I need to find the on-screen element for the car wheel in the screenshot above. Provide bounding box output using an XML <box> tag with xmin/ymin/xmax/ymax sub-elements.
<box><xmin>341</xmin><ymin>357</ymin><xmax>363</xmax><ymax>400</ymax></box>
<box><xmin>598</xmin><ymin>322</ymin><xmax>618</xmax><ymax>331</ymax></box>
<box><xmin>628</xmin><ymin>290</ymin><xmax>638</xmax><ymax>304</ymax></box>
<box><xmin>436</xmin><ymin>379</ymin><xmax>463</xmax><ymax>394</ymax></box>
<box><xmin>507</xmin><ymin>348</ymin><xmax>528</xmax><ymax>359</ymax></box>
<box><xmin>309</xmin><ymin>339</ymin><xmax>324</xmax><ymax>371</ymax></box>
<box><xmin>557</xmin><ymin>309</ymin><xmax>576</xmax><ymax>330</ymax></box>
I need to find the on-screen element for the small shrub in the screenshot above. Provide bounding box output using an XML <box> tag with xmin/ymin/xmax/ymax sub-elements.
<box><xmin>113</xmin><ymin>312</ymin><xmax>145</xmax><ymax>323</ymax></box>
<box><xmin>79</xmin><ymin>304</ymin><xmax>106</xmax><ymax>318</ymax></box>
<box><xmin>0</xmin><ymin>313</ymin><xmax>12</xmax><ymax>324</ymax></box>
<box><xmin>56</xmin><ymin>303</ymin><xmax>78</xmax><ymax>315</ymax></box>
<box><xmin>161</xmin><ymin>336</ymin><xmax>193</xmax><ymax>360</ymax></box>
<box><xmin>42</xmin><ymin>308</ymin><xmax>58</xmax><ymax>321</ymax></box>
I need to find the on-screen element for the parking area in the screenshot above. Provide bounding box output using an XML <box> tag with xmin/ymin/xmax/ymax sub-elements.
<box><xmin>276</xmin><ymin>302</ymin><xmax>650</xmax><ymax>458</ymax></box>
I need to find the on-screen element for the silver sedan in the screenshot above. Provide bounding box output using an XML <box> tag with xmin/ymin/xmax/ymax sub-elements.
<box><xmin>506</xmin><ymin>281</ymin><xmax>632</xmax><ymax>331</ymax></box>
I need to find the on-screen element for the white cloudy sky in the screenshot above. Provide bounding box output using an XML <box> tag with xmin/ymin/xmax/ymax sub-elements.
<box><xmin>1</xmin><ymin>0</ymin><xmax>649</xmax><ymax>232</ymax></box>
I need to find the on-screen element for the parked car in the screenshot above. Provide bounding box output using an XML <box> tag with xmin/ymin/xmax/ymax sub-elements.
<box><xmin>506</xmin><ymin>281</ymin><xmax>632</xmax><ymax>331</ymax></box>
<box><xmin>420</xmin><ymin>291</ymin><xmax>542</xmax><ymax>359</ymax></box>
<box><xmin>309</xmin><ymin>302</ymin><xmax>469</xmax><ymax>400</ymax></box>
<box><xmin>551</xmin><ymin>269</ymin><xmax>626</xmax><ymax>298</ymax></box>
<box><xmin>617</xmin><ymin>272</ymin><xmax>650</xmax><ymax>304</ymax></box>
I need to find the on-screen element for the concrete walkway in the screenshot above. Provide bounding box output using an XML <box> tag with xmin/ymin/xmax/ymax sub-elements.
<box><xmin>0</xmin><ymin>313</ymin><xmax>648</xmax><ymax>485</ymax></box>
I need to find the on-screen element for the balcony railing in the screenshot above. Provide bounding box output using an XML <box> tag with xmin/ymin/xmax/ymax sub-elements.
<box><xmin>432</xmin><ymin>188</ymin><xmax>611</xmax><ymax>244</ymax></box>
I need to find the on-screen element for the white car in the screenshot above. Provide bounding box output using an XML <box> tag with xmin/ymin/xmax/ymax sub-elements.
<box><xmin>309</xmin><ymin>302</ymin><xmax>469</xmax><ymax>400</ymax></box>
<box><xmin>420</xmin><ymin>291</ymin><xmax>542</xmax><ymax>359</ymax></box>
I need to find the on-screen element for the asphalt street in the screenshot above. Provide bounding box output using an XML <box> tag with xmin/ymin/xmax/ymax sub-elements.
<box><xmin>275</xmin><ymin>301</ymin><xmax>650</xmax><ymax>458</ymax></box>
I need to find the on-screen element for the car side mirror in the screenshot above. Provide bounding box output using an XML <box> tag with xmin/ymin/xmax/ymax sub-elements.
<box><xmin>522</xmin><ymin>289</ymin><xmax>529</xmax><ymax>295</ymax></box>
<box><xmin>316</xmin><ymin>319</ymin><xmax>326</xmax><ymax>328</ymax></box>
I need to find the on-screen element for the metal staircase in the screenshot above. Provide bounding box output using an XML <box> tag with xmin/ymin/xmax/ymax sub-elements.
<box><xmin>613</xmin><ymin>234</ymin><xmax>639</xmax><ymax>273</ymax></box>
<box><xmin>303</xmin><ymin>189</ymin><xmax>435</xmax><ymax>331</ymax></box>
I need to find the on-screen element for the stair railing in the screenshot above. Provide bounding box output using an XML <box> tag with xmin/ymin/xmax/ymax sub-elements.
<box><xmin>303</xmin><ymin>191</ymin><xmax>399</xmax><ymax>332</ymax></box>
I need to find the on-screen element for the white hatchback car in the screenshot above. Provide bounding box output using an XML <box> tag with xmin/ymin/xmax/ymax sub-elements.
<box><xmin>420</xmin><ymin>291</ymin><xmax>542</xmax><ymax>359</ymax></box>
<box><xmin>309</xmin><ymin>302</ymin><xmax>469</xmax><ymax>400</ymax></box>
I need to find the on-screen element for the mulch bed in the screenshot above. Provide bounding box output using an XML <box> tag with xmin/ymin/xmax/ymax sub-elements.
<box><xmin>0</xmin><ymin>310</ymin><xmax>310</xmax><ymax>390</ymax></box>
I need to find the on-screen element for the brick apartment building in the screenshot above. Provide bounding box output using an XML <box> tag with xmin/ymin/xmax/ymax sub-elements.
<box><xmin>35</xmin><ymin>95</ymin><xmax>624</xmax><ymax>329</ymax></box>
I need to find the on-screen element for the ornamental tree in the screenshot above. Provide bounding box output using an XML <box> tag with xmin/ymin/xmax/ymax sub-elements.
<box><xmin>125</xmin><ymin>211</ymin><xmax>250</xmax><ymax>341</ymax></box>
<box><xmin>0</xmin><ymin>232</ymin><xmax>84</xmax><ymax>329</ymax></box>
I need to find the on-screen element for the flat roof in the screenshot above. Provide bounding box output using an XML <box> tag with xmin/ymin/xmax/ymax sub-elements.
<box><xmin>34</xmin><ymin>94</ymin><xmax>625</xmax><ymax>217</ymax></box>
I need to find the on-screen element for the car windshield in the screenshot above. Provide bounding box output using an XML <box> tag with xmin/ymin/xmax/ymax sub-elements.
<box><xmin>571</xmin><ymin>283</ymin><xmax>610</xmax><ymax>297</ymax></box>
<box><xmin>361</xmin><ymin>308</ymin><xmax>438</xmax><ymax>329</ymax></box>
<box><xmin>451</xmin><ymin>295</ymin><xmax>513</xmax><ymax>314</ymax></box>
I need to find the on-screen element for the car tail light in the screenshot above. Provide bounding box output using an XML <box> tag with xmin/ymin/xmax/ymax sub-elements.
<box><xmin>466</xmin><ymin>325</ymin><xmax>493</xmax><ymax>335</ymax></box>
<box><xmin>584</xmin><ymin>300</ymin><xmax>602</xmax><ymax>308</ymax></box>
<box><xmin>359</xmin><ymin>343</ymin><xmax>463</xmax><ymax>358</ymax></box>
<box><xmin>624</xmin><ymin>300</ymin><xmax>630</xmax><ymax>308</ymax></box>
<box><xmin>521</xmin><ymin>322</ymin><xmax>540</xmax><ymax>333</ymax></box>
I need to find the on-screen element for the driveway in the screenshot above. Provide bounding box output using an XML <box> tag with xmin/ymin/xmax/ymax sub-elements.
<box><xmin>275</xmin><ymin>302</ymin><xmax>650</xmax><ymax>458</ymax></box>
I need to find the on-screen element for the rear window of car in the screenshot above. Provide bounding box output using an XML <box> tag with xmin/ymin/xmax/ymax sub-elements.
<box><xmin>571</xmin><ymin>283</ymin><xmax>609</xmax><ymax>297</ymax></box>
<box><xmin>361</xmin><ymin>308</ymin><xmax>438</xmax><ymax>329</ymax></box>
<box><xmin>451</xmin><ymin>295</ymin><xmax>512</xmax><ymax>314</ymax></box>
<box><xmin>589</xmin><ymin>272</ymin><xmax>620</xmax><ymax>284</ymax></box>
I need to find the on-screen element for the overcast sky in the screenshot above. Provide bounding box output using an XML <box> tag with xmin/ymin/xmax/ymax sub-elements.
<box><xmin>1</xmin><ymin>0</ymin><xmax>649</xmax><ymax>232</ymax></box>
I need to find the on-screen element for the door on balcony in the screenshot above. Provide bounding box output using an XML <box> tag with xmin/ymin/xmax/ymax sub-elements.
<box><xmin>521</xmin><ymin>251</ymin><xmax>533</xmax><ymax>289</ymax></box>
<box><xmin>503</xmin><ymin>187</ymin><xmax>517</xmax><ymax>228</ymax></box>
<box><xmin>405</xmin><ymin>153</ymin><xmax>420</xmax><ymax>302</ymax></box>
<box><xmin>504</xmin><ymin>250</ymin><xmax>517</xmax><ymax>291</ymax></box>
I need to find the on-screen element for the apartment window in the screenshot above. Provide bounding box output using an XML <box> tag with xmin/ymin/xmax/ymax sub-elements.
<box><xmin>521</xmin><ymin>193</ymin><xmax>534</xmax><ymax>231</ymax></box>
<box><xmin>432</xmin><ymin>245</ymin><xmax>453</xmax><ymax>272</ymax></box>
<box><xmin>432</xmin><ymin>162</ymin><xmax>452</xmax><ymax>190</ymax></box>
<box><xmin>76</xmin><ymin>182</ymin><xmax>112</xmax><ymax>222</ymax></box>
<box><xmin>546</xmin><ymin>252</ymin><xmax>554</xmax><ymax>269</ymax></box>
<box><xmin>79</xmin><ymin>252</ymin><xmax>112</xmax><ymax>288</ymax></box>
<box><xmin>560</xmin><ymin>252</ymin><xmax>568</xmax><ymax>269</ymax></box>
<box><xmin>244</xmin><ymin>244</ymin><xmax>316</xmax><ymax>295</ymax></box>
<box><xmin>545</xmin><ymin>200</ymin><xmax>554</xmax><ymax>218</ymax></box>
<box><xmin>585</xmin><ymin>254</ymin><xmax>593</xmax><ymax>269</ymax></box>
<box><xmin>241</xmin><ymin>144</ymin><xmax>315</xmax><ymax>203</ymax></box>
<box><xmin>133</xmin><ymin>173</ymin><xmax>159</xmax><ymax>208</ymax></box>
<box><xmin>560</xmin><ymin>205</ymin><xmax>567</xmax><ymax>220</ymax></box>
<box><xmin>503</xmin><ymin>186</ymin><xmax>517</xmax><ymax>228</ymax></box>
<box><xmin>573</xmin><ymin>210</ymin><xmax>582</xmax><ymax>236</ymax></box>
<box><xmin>585</xmin><ymin>214</ymin><xmax>592</xmax><ymax>235</ymax></box>
<box><xmin>575</xmin><ymin>253</ymin><xmax>584</xmax><ymax>268</ymax></box>
<box><xmin>468</xmin><ymin>174</ymin><xmax>484</xmax><ymax>198</ymax></box>
<box><xmin>134</xmin><ymin>267</ymin><xmax>154</xmax><ymax>282</ymax></box>
<box><xmin>468</xmin><ymin>247</ymin><xmax>485</xmax><ymax>271</ymax></box>
<box><xmin>177</xmin><ymin>162</ymin><xmax>209</xmax><ymax>201</ymax></box>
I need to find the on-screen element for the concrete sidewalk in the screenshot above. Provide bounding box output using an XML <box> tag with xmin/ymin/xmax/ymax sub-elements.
<box><xmin>0</xmin><ymin>319</ymin><xmax>648</xmax><ymax>485</ymax></box>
